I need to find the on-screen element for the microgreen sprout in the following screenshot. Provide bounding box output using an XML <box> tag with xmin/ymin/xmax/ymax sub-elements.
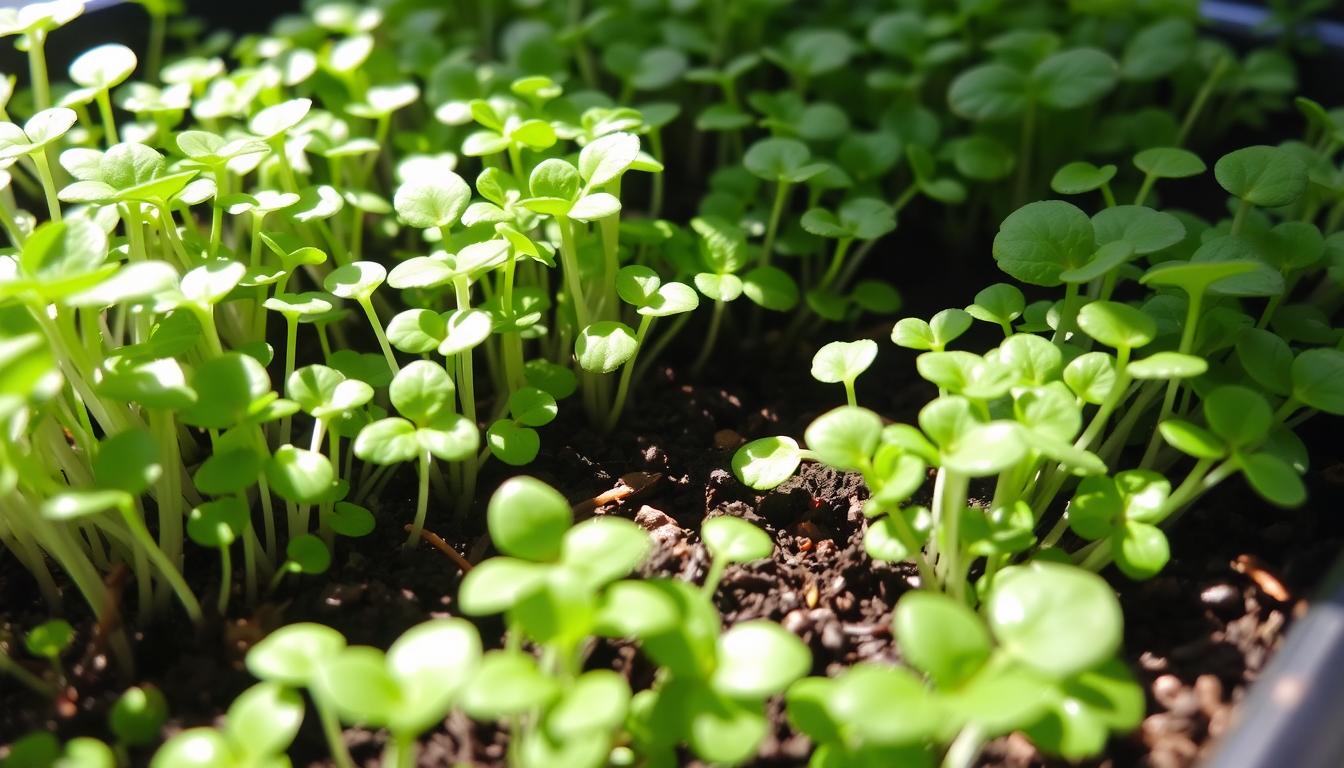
<box><xmin>699</xmin><ymin>515</ymin><xmax>773</xmax><ymax>594</ymax></box>
<box><xmin>110</xmin><ymin>685</ymin><xmax>169</xmax><ymax>758</ymax></box>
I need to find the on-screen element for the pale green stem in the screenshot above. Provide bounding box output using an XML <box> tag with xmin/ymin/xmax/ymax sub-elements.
<box><xmin>29</xmin><ymin>150</ymin><xmax>62</xmax><ymax>222</ymax></box>
<box><xmin>279</xmin><ymin>315</ymin><xmax>299</xmax><ymax>448</ymax></box>
<box><xmin>606</xmin><ymin>313</ymin><xmax>652</xmax><ymax>432</ymax></box>
<box><xmin>0</xmin><ymin>653</ymin><xmax>54</xmax><ymax>696</ymax></box>
<box><xmin>1100</xmin><ymin>182</ymin><xmax>1116</xmax><ymax>208</ymax></box>
<box><xmin>1230</xmin><ymin>198</ymin><xmax>1251</xmax><ymax>236</ymax></box>
<box><xmin>933</xmin><ymin>470</ymin><xmax>969</xmax><ymax>600</ymax></box>
<box><xmin>216</xmin><ymin>545</ymin><xmax>232</xmax><ymax>616</ymax></box>
<box><xmin>1050</xmin><ymin>281</ymin><xmax>1081</xmax><ymax>343</ymax></box>
<box><xmin>690</xmin><ymin>298</ymin><xmax>726</xmax><ymax>376</ymax></box>
<box><xmin>150</xmin><ymin>409</ymin><xmax>184</xmax><ymax>575</ymax></box>
<box><xmin>1140</xmin><ymin>290</ymin><xmax>1204</xmax><ymax>467</ymax></box>
<box><xmin>556</xmin><ymin>216</ymin><xmax>591</xmax><ymax>330</ymax></box>
<box><xmin>883</xmin><ymin>506</ymin><xmax>939</xmax><ymax>589</ymax></box>
<box><xmin>843</xmin><ymin>379</ymin><xmax>858</xmax><ymax>408</ymax></box>
<box><xmin>406</xmin><ymin>451</ymin><xmax>431</xmax><ymax>548</ymax></box>
<box><xmin>703</xmin><ymin>555</ymin><xmax>728</xmax><ymax>595</ymax></box>
<box><xmin>27</xmin><ymin>32</ymin><xmax>50</xmax><ymax>111</ymax></box>
<box><xmin>94</xmin><ymin>90</ymin><xmax>119</xmax><ymax>145</ymax></box>
<box><xmin>1133</xmin><ymin>173</ymin><xmax>1157</xmax><ymax>207</ymax></box>
<box><xmin>500</xmin><ymin>247</ymin><xmax>525</xmax><ymax>392</ymax></box>
<box><xmin>383</xmin><ymin>733</ymin><xmax>415</xmax><ymax>768</ymax></box>
<box><xmin>633</xmin><ymin>311</ymin><xmax>690</xmax><ymax>386</ymax></box>
<box><xmin>116</xmin><ymin>499</ymin><xmax>203</xmax><ymax>625</ymax></box>
<box><xmin>313</xmin><ymin>695</ymin><xmax>358</xmax><ymax>768</ymax></box>
<box><xmin>942</xmin><ymin>725</ymin><xmax>986</xmax><ymax>768</ymax></box>
<box><xmin>358</xmin><ymin>296</ymin><xmax>400</xmax><ymax>374</ymax></box>
<box><xmin>817</xmin><ymin>237</ymin><xmax>853</xmax><ymax>291</ymax></box>
<box><xmin>760</xmin><ymin>181</ymin><xmax>791</xmax><ymax>267</ymax></box>
<box><xmin>1177</xmin><ymin>56</ymin><xmax>1229</xmax><ymax>146</ymax></box>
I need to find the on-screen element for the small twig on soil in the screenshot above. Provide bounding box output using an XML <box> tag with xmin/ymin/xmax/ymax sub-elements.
<box><xmin>80</xmin><ymin>563</ymin><xmax>129</xmax><ymax>675</ymax></box>
<box><xmin>405</xmin><ymin>525</ymin><xmax>474</xmax><ymax>573</ymax></box>
<box><xmin>572</xmin><ymin>472</ymin><xmax>662</xmax><ymax>517</ymax></box>
<box><xmin>1231</xmin><ymin>554</ymin><xmax>1291</xmax><ymax>603</ymax></box>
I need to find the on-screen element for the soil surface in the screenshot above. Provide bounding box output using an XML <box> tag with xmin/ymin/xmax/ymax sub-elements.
<box><xmin>2</xmin><ymin>323</ymin><xmax>1342</xmax><ymax>767</ymax></box>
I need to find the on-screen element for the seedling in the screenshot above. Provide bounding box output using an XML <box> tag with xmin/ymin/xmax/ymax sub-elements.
<box><xmin>459</xmin><ymin>477</ymin><xmax>659</xmax><ymax>764</ymax></box>
<box><xmin>790</xmin><ymin>567</ymin><xmax>1139</xmax><ymax>765</ymax></box>
<box><xmin>742</xmin><ymin>137</ymin><xmax>827</xmax><ymax>266</ymax></box>
<box><xmin>700</xmin><ymin>515</ymin><xmax>774</xmax><ymax>594</ymax></box>
<box><xmin>625</xmin><ymin>592</ymin><xmax>811</xmax><ymax>765</ymax></box>
<box><xmin>25</xmin><ymin>619</ymin><xmax>74</xmax><ymax>687</ymax></box>
<box><xmin>267</xmin><ymin>534</ymin><xmax>332</xmax><ymax>594</ymax></box>
<box><xmin>150</xmin><ymin>682</ymin><xmax>304</xmax><ymax>768</ymax></box>
<box><xmin>313</xmin><ymin>619</ymin><xmax>481</xmax><ymax>768</ymax></box>
<box><xmin>811</xmin><ymin>339</ymin><xmax>878</xmax><ymax>406</ymax></box>
<box><xmin>63</xmin><ymin>43</ymin><xmax>136</xmax><ymax>145</ymax></box>
<box><xmin>353</xmin><ymin>360</ymin><xmax>479</xmax><ymax>543</ymax></box>
<box><xmin>245</xmin><ymin>623</ymin><xmax>355</xmax><ymax>768</ymax></box>
<box><xmin>0</xmin><ymin>0</ymin><xmax>84</xmax><ymax>111</ymax></box>
<box><xmin>686</xmin><ymin>215</ymin><xmax>797</xmax><ymax>372</ymax></box>
<box><xmin>110</xmin><ymin>685</ymin><xmax>169</xmax><ymax>758</ymax></box>
<box><xmin>949</xmin><ymin>46</ymin><xmax>1119</xmax><ymax>199</ymax></box>
<box><xmin>187</xmin><ymin>497</ymin><xmax>247</xmax><ymax>614</ymax></box>
<box><xmin>3</xmin><ymin>731</ymin><xmax>115</xmax><ymax>768</ymax></box>
<box><xmin>0</xmin><ymin>108</ymin><xmax>77</xmax><ymax>219</ymax></box>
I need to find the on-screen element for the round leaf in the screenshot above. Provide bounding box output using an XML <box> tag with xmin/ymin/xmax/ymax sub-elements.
<box><xmin>486</xmin><ymin>420</ymin><xmax>540</xmax><ymax>466</ymax></box>
<box><xmin>394</xmin><ymin>174</ymin><xmax>472</xmax><ymax>229</ymax></box>
<box><xmin>284</xmin><ymin>534</ymin><xmax>331</xmax><ymax>574</ymax></box>
<box><xmin>1115</xmin><ymin>522</ymin><xmax>1170</xmax><ymax>580</ymax></box>
<box><xmin>811</xmin><ymin>339</ymin><xmax>878</xmax><ymax>384</ymax></box>
<box><xmin>987</xmin><ymin>561</ymin><xmax>1123</xmax><ymax>678</ymax></box>
<box><xmin>560</xmin><ymin>517</ymin><xmax>651</xmax><ymax>587</ymax></box>
<box><xmin>1203</xmin><ymin>385</ymin><xmax>1271</xmax><ymax>447</ymax></box>
<box><xmin>893</xmin><ymin>590</ymin><xmax>992</xmax><ymax>687</ymax></box>
<box><xmin>711</xmin><ymin>621</ymin><xmax>811</xmax><ymax>698</ymax></box>
<box><xmin>701</xmin><ymin>516</ymin><xmax>772</xmax><ymax>564</ymax></box>
<box><xmin>1291</xmin><ymin>348</ymin><xmax>1344</xmax><ymax>415</ymax></box>
<box><xmin>150</xmin><ymin>729</ymin><xmax>233</xmax><ymax>768</ymax></box>
<box><xmin>110</xmin><ymin>686</ymin><xmax>168</xmax><ymax>747</ymax></box>
<box><xmin>992</xmin><ymin>201</ymin><xmax>1096</xmax><ymax>287</ymax></box>
<box><xmin>1239</xmin><ymin>451</ymin><xmax>1306</xmax><ymax>507</ymax></box>
<box><xmin>732</xmin><ymin>436</ymin><xmax>802</xmax><ymax>490</ymax></box>
<box><xmin>487</xmin><ymin>476</ymin><xmax>571</xmax><ymax>562</ymax></box>
<box><xmin>329</xmin><ymin>502</ymin><xmax>375</xmax><ymax>538</ymax></box>
<box><xmin>1076</xmin><ymin>301</ymin><xmax>1155</xmax><ymax>350</ymax></box>
<box><xmin>575</xmin><ymin>321</ymin><xmax>638</xmax><ymax>374</ymax></box>
<box><xmin>266</xmin><ymin>446</ymin><xmax>335</xmax><ymax>504</ymax></box>
<box><xmin>245</xmin><ymin>623</ymin><xmax>347</xmax><ymax>686</ymax></box>
<box><xmin>187</xmin><ymin>497</ymin><xmax>248</xmax><ymax>548</ymax></box>
<box><xmin>389</xmin><ymin>360</ymin><xmax>454</xmax><ymax>425</ymax></box>
<box><xmin>579</xmin><ymin>132</ymin><xmax>640</xmax><ymax>187</ymax></box>
<box><xmin>460</xmin><ymin>651</ymin><xmax>558</xmax><ymax>719</ymax></box>
<box><xmin>323</xmin><ymin>261</ymin><xmax>385</xmax><ymax>300</ymax></box>
<box><xmin>224</xmin><ymin>683</ymin><xmax>304</xmax><ymax>758</ymax></box>
<box><xmin>1214</xmin><ymin>145</ymin><xmax>1308</xmax><ymax>207</ymax></box>
<box><xmin>804</xmin><ymin>406</ymin><xmax>882</xmax><ymax>472</ymax></box>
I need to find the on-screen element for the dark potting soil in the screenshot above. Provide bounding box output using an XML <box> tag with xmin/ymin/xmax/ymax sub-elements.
<box><xmin>1</xmin><ymin>324</ymin><xmax>1342</xmax><ymax>768</ymax></box>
